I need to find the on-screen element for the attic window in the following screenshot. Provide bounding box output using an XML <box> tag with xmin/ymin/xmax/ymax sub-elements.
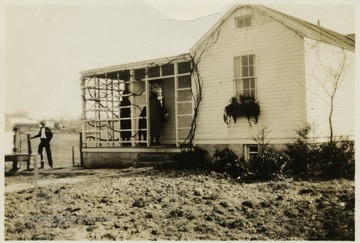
<box><xmin>236</xmin><ymin>15</ymin><xmax>252</xmax><ymax>29</ymax></box>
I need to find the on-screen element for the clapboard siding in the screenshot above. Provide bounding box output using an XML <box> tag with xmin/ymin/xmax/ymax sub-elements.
<box><xmin>193</xmin><ymin>8</ymin><xmax>305</xmax><ymax>144</ymax></box>
<box><xmin>304</xmin><ymin>38</ymin><xmax>355</xmax><ymax>141</ymax></box>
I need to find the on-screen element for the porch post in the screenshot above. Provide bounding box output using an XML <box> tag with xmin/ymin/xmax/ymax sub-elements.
<box><xmin>130</xmin><ymin>69</ymin><xmax>135</xmax><ymax>147</ymax></box>
<box><xmin>80</xmin><ymin>76</ymin><xmax>86</xmax><ymax>150</ymax></box>
<box><xmin>174</xmin><ymin>62</ymin><xmax>179</xmax><ymax>147</ymax></box>
<box><xmin>145</xmin><ymin>68</ymin><xmax>150</xmax><ymax>147</ymax></box>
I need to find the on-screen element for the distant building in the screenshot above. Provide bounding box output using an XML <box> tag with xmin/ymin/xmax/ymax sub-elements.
<box><xmin>5</xmin><ymin>114</ymin><xmax>38</xmax><ymax>132</ymax></box>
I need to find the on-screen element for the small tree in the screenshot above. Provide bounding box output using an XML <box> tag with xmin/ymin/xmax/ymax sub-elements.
<box><xmin>252</xmin><ymin>125</ymin><xmax>271</xmax><ymax>151</ymax></box>
<box><xmin>285</xmin><ymin>124</ymin><xmax>312</xmax><ymax>174</ymax></box>
<box><xmin>249</xmin><ymin>125</ymin><xmax>289</xmax><ymax>180</ymax></box>
<box><xmin>313</xmin><ymin>49</ymin><xmax>347</xmax><ymax>142</ymax></box>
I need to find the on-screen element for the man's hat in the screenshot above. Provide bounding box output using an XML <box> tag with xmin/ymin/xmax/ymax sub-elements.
<box><xmin>40</xmin><ymin>121</ymin><xmax>46</xmax><ymax>125</ymax></box>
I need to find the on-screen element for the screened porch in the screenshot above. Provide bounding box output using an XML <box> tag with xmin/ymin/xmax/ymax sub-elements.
<box><xmin>80</xmin><ymin>56</ymin><xmax>194</xmax><ymax>149</ymax></box>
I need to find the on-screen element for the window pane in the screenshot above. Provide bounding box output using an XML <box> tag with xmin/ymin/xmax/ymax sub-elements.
<box><xmin>249</xmin><ymin>145</ymin><xmax>258</xmax><ymax>152</ymax></box>
<box><xmin>243</xmin><ymin>90</ymin><xmax>250</xmax><ymax>96</ymax></box>
<box><xmin>250</xmin><ymin>78</ymin><xmax>255</xmax><ymax>88</ymax></box>
<box><xmin>245</xmin><ymin>16</ymin><xmax>251</xmax><ymax>27</ymax></box>
<box><xmin>148</xmin><ymin>66</ymin><xmax>160</xmax><ymax>78</ymax></box>
<box><xmin>162</xmin><ymin>63</ymin><xmax>174</xmax><ymax>76</ymax></box>
<box><xmin>249</xmin><ymin>67</ymin><xmax>254</xmax><ymax>76</ymax></box>
<box><xmin>178</xmin><ymin>115</ymin><xmax>192</xmax><ymax>127</ymax></box>
<box><xmin>179</xmin><ymin>128</ymin><xmax>190</xmax><ymax>139</ymax></box>
<box><xmin>234</xmin><ymin>57</ymin><xmax>240</xmax><ymax>78</ymax></box>
<box><xmin>250</xmin><ymin>90</ymin><xmax>256</xmax><ymax>97</ymax></box>
<box><xmin>178</xmin><ymin>62</ymin><xmax>191</xmax><ymax>74</ymax></box>
<box><xmin>237</xmin><ymin>18</ymin><xmax>244</xmax><ymax>28</ymax></box>
<box><xmin>178</xmin><ymin>102</ymin><xmax>192</xmax><ymax>114</ymax></box>
<box><xmin>178</xmin><ymin>75</ymin><xmax>191</xmax><ymax>88</ymax></box>
<box><xmin>249</xmin><ymin>55</ymin><xmax>254</xmax><ymax>65</ymax></box>
<box><xmin>243</xmin><ymin>79</ymin><xmax>250</xmax><ymax>89</ymax></box>
<box><xmin>242</xmin><ymin>56</ymin><xmax>248</xmax><ymax>65</ymax></box>
<box><xmin>242</xmin><ymin>67</ymin><xmax>248</xmax><ymax>77</ymax></box>
<box><xmin>178</xmin><ymin>90</ymin><xmax>192</xmax><ymax>101</ymax></box>
<box><xmin>235</xmin><ymin>79</ymin><xmax>241</xmax><ymax>94</ymax></box>
<box><xmin>134</xmin><ymin>68</ymin><xmax>145</xmax><ymax>80</ymax></box>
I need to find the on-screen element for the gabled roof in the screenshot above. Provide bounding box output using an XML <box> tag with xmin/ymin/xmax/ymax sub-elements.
<box><xmin>81</xmin><ymin>4</ymin><xmax>354</xmax><ymax>76</ymax></box>
<box><xmin>191</xmin><ymin>4</ymin><xmax>355</xmax><ymax>53</ymax></box>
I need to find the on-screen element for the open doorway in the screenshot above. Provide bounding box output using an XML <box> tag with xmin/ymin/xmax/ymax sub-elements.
<box><xmin>149</xmin><ymin>79</ymin><xmax>175</xmax><ymax>146</ymax></box>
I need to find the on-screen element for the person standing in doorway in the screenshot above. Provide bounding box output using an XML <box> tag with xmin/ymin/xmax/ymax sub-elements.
<box><xmin>31</xmin><ymin>121</ymin><xmax>53</xmax><ymax>168</ymax></box>
<box><xmin>150</xmin><ymin>92</ymin><xmax>164</xmax><ymax>145</ymax></box>
<box><xmin>120</xmin><ymin>90</ymin><xmax>132</xmax><ymax>145</ymax></box>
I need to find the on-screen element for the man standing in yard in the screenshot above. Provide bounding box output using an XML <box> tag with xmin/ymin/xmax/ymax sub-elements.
<box><xmin>31</xmin><ymin>121</ymin><xmax>53</xmax><ymax>168</ymax></box>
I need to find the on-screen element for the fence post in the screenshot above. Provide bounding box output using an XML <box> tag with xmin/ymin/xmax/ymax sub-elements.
<box><xmin>79</xmin><ymin>132</ymin><xmax>84</xmax><ymax>166</ymax></box>
<box><xmin>27</xmin><ymin>134</ymin><xmax>32</xmax><ymax>170</ymax></box>
<box><xmin>34</xmin><ymin>154</ymin><xmax>39</xmax><ymax>197</ymax></box>
<box><xmin>27</xmin><ymin>134</ymin><xmax>32</xmax><ymax>154</ymax></box>
<box><xmin>12</xmin><ymin>127</ymin><xmax>18</xmax><ymax>153</ymax></box>
<box><xmin>72</xmin><ymin>146</ymin><xmax>75</xmax><ymax>166</ymax></box>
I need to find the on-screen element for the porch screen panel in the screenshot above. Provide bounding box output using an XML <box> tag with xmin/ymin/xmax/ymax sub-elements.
<box><xmin>176</xmin><ymin>64</ymin><xmax>192</xmax><ymax>143</ymax></box>
<box><xmin>82</xmin><ymin>75</ymin><xmax>130</xmax><ymax>148</ymax></box>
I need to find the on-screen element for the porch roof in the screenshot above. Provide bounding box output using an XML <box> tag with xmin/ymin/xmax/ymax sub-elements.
<box><xmin>80</xmin><ymin>54</ymin><xmax>191</xmax><ymax>79</ymax></box>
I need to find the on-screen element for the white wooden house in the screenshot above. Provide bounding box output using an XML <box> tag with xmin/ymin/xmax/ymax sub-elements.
<box><xmin>80</xmin><ymin>5</ymin><xmax>355</xmax><ymax>167</ymax></box>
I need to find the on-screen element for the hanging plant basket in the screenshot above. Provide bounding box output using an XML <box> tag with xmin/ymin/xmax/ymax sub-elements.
<box><xmin>223</xmin><ymin>95</ymin><xmax>260</xmax><ymax>126</ymax></box>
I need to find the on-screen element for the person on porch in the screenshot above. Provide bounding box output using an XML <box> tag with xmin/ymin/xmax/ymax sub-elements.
<box><xmin>150</xmin><ymin>92</ymin><xmax>164</xmax><ymax>145</ymax></box>
<box><xmin>120</xmin><ymin>90</ymin><xmax>131</xmax><ymax>145</ymax></box>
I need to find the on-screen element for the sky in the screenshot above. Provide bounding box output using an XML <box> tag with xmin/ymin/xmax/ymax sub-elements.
<box><xmin>2</xmin><ymin>0</ymin><xmax>357</xmax><ymax>121</ymax></box>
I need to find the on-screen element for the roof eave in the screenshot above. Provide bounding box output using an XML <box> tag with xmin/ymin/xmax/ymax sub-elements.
<box><xmin>80</xmin><ymin>53</ymin><xmax>191</xmax><ymax>77</ymax></box>
<box><xmin>190</xmin><ymin>4</ymin><xmax>245</xmax><ymax>54</ymax></box>
<box><xmin>190</xmin><ymin>4</ymin><xmax>354</xmax><ymax>54</ymax></box>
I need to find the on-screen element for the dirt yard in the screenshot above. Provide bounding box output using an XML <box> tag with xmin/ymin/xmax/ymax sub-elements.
<box><xmin>4</xmin><ymin>166</ymin><xmax>355</xmax><ymax>241</ymax></box>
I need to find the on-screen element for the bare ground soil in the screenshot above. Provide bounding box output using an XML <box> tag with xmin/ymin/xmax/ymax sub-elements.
<box><xmin>4</xmin><ymin>166</ymin><xmax>355</xmax><ymax>241</ymax></box>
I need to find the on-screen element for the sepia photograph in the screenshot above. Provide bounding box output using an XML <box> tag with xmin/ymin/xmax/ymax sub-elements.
<box><xmin>2</xmin><ymin>0</ymin><xmax>357</xmax><ymax>241</ymax></box>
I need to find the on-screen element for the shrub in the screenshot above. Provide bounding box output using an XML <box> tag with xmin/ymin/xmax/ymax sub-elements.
<box><xmin>309</xmin><ymin>140</ymin><xmax>354</xmax><ymax>179</ymax></box>
<box><xmin>174</xmin><ymin>146</ymin><xmax>210</xmax><ymax>170</ymax></box>
<box><xmin>212</xmin><ymin>148</ymin><xmax>251</xmax><ymax>180</ymax></box>
<box><xmin>285</xmin><ymin>124</ymin><xmax>312</xmax><ymax>175</ymax></box>
<box><xmin>212</xmin><ymin>148</ymin><xmax>238</xmax><ymax>173</ymax></box>
<box><xmin>249</xmin><ymin>147</ymin><xmax>289</xmax><ymax>180</ymax></box>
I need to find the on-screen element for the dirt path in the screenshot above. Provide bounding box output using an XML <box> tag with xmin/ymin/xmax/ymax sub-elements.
<box><xmin>4</xmin><ymin>166</ymin><xmax>154</xmax><ymax>193</ymax></box>
<box><xmin>5</xmin><ymin>177</ymin><xmax>91</xmax><ymax>193</ymax></box>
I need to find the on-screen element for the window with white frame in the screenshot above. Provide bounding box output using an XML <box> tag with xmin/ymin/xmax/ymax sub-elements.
<box><xmin>235</xmin><ymin>15</ymin><xmax>252</xmax><ymax>29</ymax></box>
<box><xmin>234</xmin><ymin>54</ymin><xmax>257</xmax><ymax>97</ymax></box>
<box><xmin>244</xmin><ymin>144</ymin><xmax>259</xmax><ymax>161</ymax></box>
